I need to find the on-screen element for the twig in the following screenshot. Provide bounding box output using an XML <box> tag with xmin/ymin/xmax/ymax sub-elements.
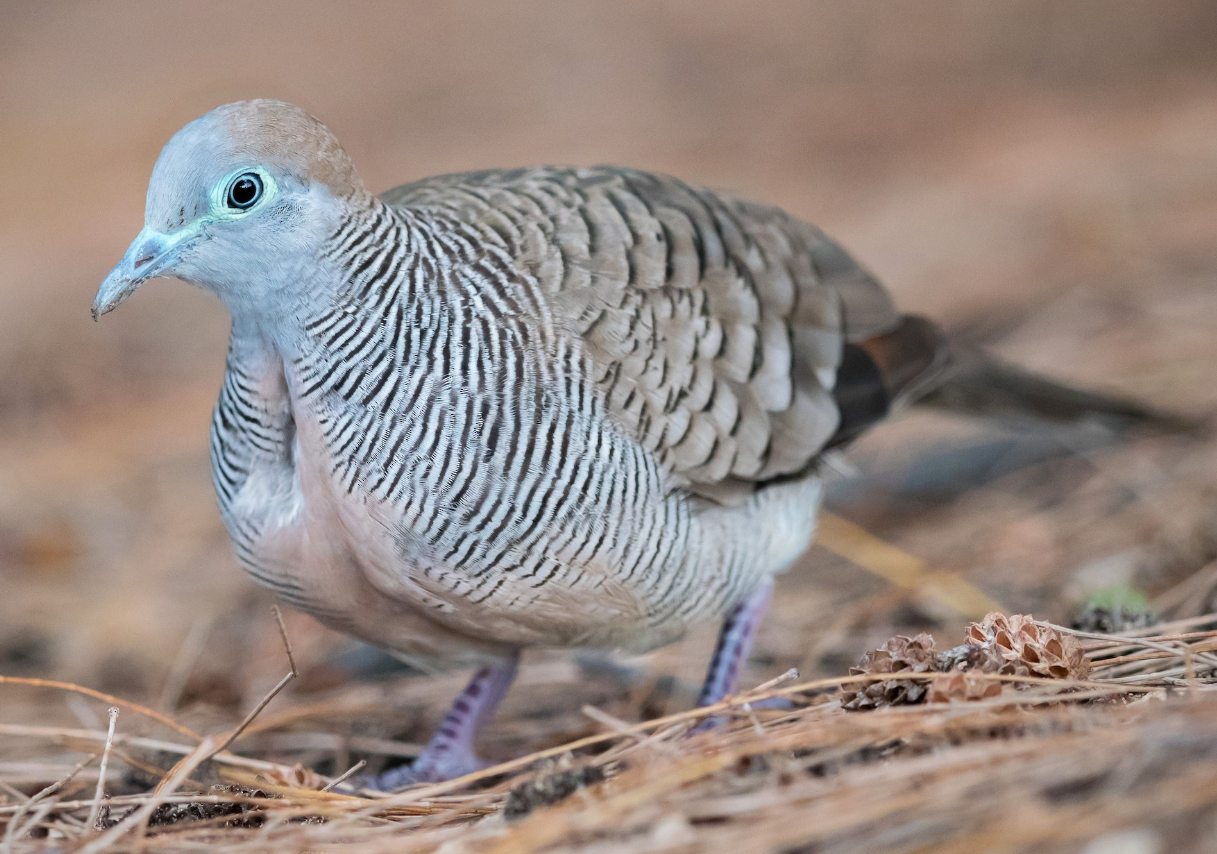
<box><xmin>273</xmin><ymin>604</ymin><xmax>299</xmax><ymax>678</ymax></box>
<box><xmin>0</xmin><ymin>676</ymin><xmax>201</xmax><ymax>740</ymax></box>
<box><xmin>0</xmin><ymin>724</ymin><xmax>286</xmax><ymax>776</ymax></box>
<box><xmin>1086</xmin><ymin>629</ymin><xmax>1217</xmax><ymax>653</ymax></box>
<box><xmin>85</xmin><ymin>707</ymin><xmax>119</xmax><ymax>831</ymax></box>
<box><xmin>1090</xmin><ymin>640</ymin><xmax>1217</xmax><ymax>668</ymax></box>
<box><xmin>1049</xmin><ymin>621</ymin><xmax>1217</xmax><ymax>669</ymax></box>
<box><xmin>204</xmin><ymin>608</ymin><xmax>299</xmax><ymax>761</ymax></box>
<box><xmin>79</xmin><ymin>736</ymin><xmax>217</xmax><ymax>854</ymax></box>
<box><xmin>321</xmin><ymin>760</ymin><xmax>367</xmax><ymax>792</ymax></box>
<box><xmin>746</xmin><ymin>668</ymin><xmax>801</xmax><ymax>696</ymax></box>
<box><xmin>2</xmin><ymin>798</ymin><xmax>56</xmax><ymax>851</ymax></box>
<box><xmin>238</xmin><ymin>731</ymin><xmax>422</xmax><ymax>759</ymax></box>
<box><xmin>18</xmin><ymin>752</ymin><xmax>99</xmax><ymax>805</ymax></box>
<box><xmin>208</xmin><ymin>672</ymin><xmax>294</xmax><ymax>764</ymax></box>
<box><xmin>582</xmin><ymin>705</ymin><xmax>678</xmax><ymax>755</ymax></box>
<box><xmin>1</xmin><ymin>751</ymin><xmax>100</xmax><ymax>851</ymax></box>
<box><xmin>1104</xmin><ymin>614</ymin><xmax>1217</xmax><ymax>640</ymax></box>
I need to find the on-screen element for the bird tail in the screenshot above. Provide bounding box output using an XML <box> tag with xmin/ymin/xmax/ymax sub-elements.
<box><xmin>830</xmin><ymin>313</ymin><xmax>1203</xmax><ymax>444</ymax></box>
<box><xmin>910</xmin><ymin>318</ymin><xmax>1204</xmax><ymax>435</ymax></box>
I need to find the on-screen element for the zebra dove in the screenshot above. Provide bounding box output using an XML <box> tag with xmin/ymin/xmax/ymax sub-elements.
<box><xmin>92</xmin><ymin>100</ymin><xmax>1166</xmax><ymax>787</ymax></box>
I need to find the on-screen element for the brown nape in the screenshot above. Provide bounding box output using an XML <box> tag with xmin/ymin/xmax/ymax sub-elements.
<box><xmin>828</xmin><ymin>315</ymin><xmax>949</xmax><ymax>448</ymax></box>
<box><xmin>215</xmin><ymin>99</ymin><xmax>365</xmax><ymax>199</ymax></box>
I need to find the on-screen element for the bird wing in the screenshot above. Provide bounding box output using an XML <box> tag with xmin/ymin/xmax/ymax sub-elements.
<box><xmin>382</xmin><ymin>167</ymin><xmax>946</xmax><ymax>500</ymax></box>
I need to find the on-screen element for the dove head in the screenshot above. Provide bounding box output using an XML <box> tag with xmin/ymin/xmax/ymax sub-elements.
<box><xmin>94</xmin><ymin>100</ymin><xmax>367</xmax><ymax>320</ymax></box>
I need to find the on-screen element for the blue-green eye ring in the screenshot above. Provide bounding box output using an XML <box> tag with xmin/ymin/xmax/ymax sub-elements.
<box><xmin>226</xmin><ymin>172</ymin><xmax>263</xmax><ymax>210</ymax></box>
<box><xmin>211</xmin><ymin>167</ymin><xmax>275</xmax><ymax>218</ymax></box>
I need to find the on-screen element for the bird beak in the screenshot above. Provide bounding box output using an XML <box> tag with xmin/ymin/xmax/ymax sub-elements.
<box><xmin>92</xmin><ymin>227</ymin><xmax>184</xmax><ymax>320</ymax></box>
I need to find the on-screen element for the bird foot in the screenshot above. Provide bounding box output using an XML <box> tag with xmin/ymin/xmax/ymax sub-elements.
<box><xmin>364</xmin><ymin>747</ymin><xmax>493</xmax><ymax>790</ymax></box>
<box><xmin>365</xmin><ymin>658</ymin><xmax>519</xmax><ymax>791</ymax></box>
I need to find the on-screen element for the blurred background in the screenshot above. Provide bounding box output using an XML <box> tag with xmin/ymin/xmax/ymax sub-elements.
<box><xmin>4</xmin><ymin>1</ymin><xmax>1217</xmax><ymax>769</ymax></box>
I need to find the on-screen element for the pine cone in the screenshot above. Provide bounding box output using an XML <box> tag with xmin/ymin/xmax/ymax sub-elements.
<box><xmin>926</xmin><ymin>672</ymin><xmax>1003</xmax><ymax>703</ymax></box>
<box><xmin>841</xmin><ymin>633</ymin><xmax>938</xmax><ymax>710</ymax></box>
<box><xmin>965</xmin><ymin>613</ymin><xmax>1090</xmax><ymax>681</ymax></box>
<box><xmin>935</xmin><ymin>642</ymin><xmax>1003</xmax><ymax>674</ymax></box>
<box><xmin>840</xmin><ymin>614</ymin><xmax>1087</xmax><ymax>711</ymax></box>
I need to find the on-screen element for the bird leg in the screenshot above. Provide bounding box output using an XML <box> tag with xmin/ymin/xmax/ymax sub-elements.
<box><xmin>368</xmin><ymin>652</ymin><xmax>520</xmax><ymax>790</ymax></box>
<box><xmin>696</xmin><ymin>580</ymin><xmax>774</xmax><ymax>709</ymax></box>
<box><xmin>369</xmin><ymin>579</ymin><xmax>774</xmax><ymax>790</ymax></box>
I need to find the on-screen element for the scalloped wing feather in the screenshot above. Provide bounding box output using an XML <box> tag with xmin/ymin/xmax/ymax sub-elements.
<box><xmin>383</xmin><ymin>167</ymin><xmax>920</xmax><ymax>499</ymax></box>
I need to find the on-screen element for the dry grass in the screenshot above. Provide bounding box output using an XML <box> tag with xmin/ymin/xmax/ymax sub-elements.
<box><xmin>2</xmin><ymin>615</ymin><xmax>1217</xmax><ymax>853</ymax></box>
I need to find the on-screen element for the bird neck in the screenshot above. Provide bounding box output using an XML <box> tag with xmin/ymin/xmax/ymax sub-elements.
<box><xmin>230</xmin><ymin>194</ymin><xmax>443</xmax><ymax>367</ymax></box>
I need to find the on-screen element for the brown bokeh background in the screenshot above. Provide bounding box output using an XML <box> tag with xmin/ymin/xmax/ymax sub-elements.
<box><xmin>4</xmin><ymin>1</ymin><xmax>1217</xmax><ymax>761</ymax></box>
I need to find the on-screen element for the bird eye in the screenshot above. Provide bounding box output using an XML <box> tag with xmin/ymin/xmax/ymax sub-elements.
<box><xmin>225</xmin><ymin>172</ymin><xmax>264</xmax><ymax>210</ymax></box>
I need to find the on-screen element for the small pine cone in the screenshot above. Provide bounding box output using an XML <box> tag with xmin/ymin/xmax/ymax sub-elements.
<box><xmin>927</xmin><ymin>672</ymin><xmax>1003</xmax><ymax>704</ymax></box>
<box><xmin>935</xmin><ymin>642</ymin><xmax>1003</xmax><ymax>674</ymax></box>
<box><xmin>841</xmin><ymin>633</ymin><xmax>938</xmax><ymax>711</ymax></box>
<box><xmin>966</xmin><ymin>613</ymin><xmax>1090</xmax><ymax>681</ymax></box>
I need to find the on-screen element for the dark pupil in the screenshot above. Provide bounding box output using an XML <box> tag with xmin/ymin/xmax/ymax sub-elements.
<box><xmin>228</xmin><ymin>174</ymin><xmax>261</xmax><ymax>209</ymax></box>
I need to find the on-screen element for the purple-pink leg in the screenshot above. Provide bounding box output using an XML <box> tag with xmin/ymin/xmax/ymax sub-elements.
<box><xmin>697</xmin><ymin>580</ymin><xmax>774</xmax><ymax>708</ymax></box>
<box><xmin>369</xmin><ymin>653</ymin><xmax>520</xmax><ymax>790</ymax></box>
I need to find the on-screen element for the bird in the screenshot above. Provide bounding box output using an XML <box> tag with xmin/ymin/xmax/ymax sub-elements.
<box><xmin>92</xmin><ymin>100</ymin><xmax>1183</xmax><ymax>788</ymax></box>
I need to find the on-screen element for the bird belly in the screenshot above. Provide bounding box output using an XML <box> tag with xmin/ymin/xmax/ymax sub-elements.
<box><xmin>221</xmin><ymin>433</ymin><xmax>519</xmax><ymax>669</ymax></box>
<box><xmin>311</xmin><ymin>440</ymin><xmax>824</xmax><ymax>656</ymax></box>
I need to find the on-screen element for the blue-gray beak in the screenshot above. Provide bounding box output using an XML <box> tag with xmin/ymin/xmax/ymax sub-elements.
<box><xmin>92</xmin><ymin>228</ymin><xmax>182</xmax><ymax>320</ymax></box>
